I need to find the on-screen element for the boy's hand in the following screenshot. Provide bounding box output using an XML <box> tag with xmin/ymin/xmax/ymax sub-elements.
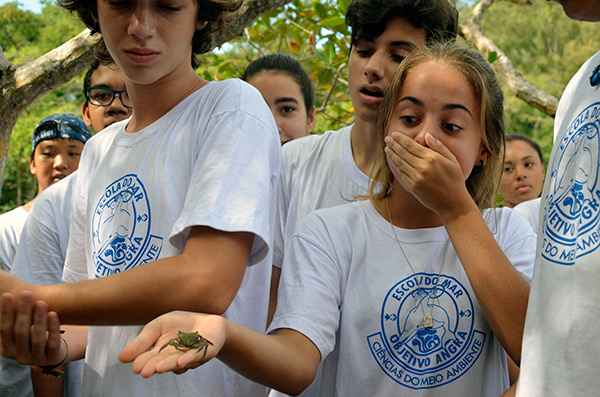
<box><xmin>0</xmin><ymin>291</ymin><xmax>65</xmax><ymax>367</ymax></box>
<box><xmin>119</xmin><ymin>311</ymin><xmax>226</xmax><ymax>378</ymax></box>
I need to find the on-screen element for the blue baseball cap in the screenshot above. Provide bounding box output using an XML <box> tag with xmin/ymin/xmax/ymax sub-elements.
<box><xmin>31</xmin><ymin>113</ymin><xmax>91</xmax><ymax>154</ymax></box>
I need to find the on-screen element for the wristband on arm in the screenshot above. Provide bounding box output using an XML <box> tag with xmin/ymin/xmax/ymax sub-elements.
<box><xmin>38</xmin><ymin>337</ymin><xmax>68</xmax><ymax>378</ymax></box>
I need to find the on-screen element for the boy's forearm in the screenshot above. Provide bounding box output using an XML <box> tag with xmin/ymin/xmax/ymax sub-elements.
<box><xmin>34</xmin><ymin>228</ymin><xmax>253</xmax><ymax>325</ymax></box>
<box><xmin>38</xmin><ymin>255</ymin><xmax>245</xmax><ymax>324</ymax></box>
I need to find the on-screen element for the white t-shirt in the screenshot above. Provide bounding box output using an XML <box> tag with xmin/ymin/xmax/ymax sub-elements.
<box><xmin>269</xmin><ymin>200</ymin><xmax>535</xmax><ymax>396</ymax></box>
<box><xmin>517</xmin><ymin>51</ymin><xmax>600</xmax><ymax>396</ymax></box>
<box><xmin>0</xmin><ymin>206</ymin><xmax>28</xmax><ymax>271</ymax></box>
<box><xmin>513</xmin><ymin>197</ymin><xmax>541</xmax><ymax>234</ymax></box>
<box><xmin>273</xmin><ymin>125</ymin><xmax>371</xmax><ymax>268</ymax></box>
<box><xmin>62</xmin><ymin>79</ymin><xmax>280</xmax><ymax>396</ymax></box>
<box><xmin>7</xmin><ymin>172</ymin><xmax>83</xmax><ymax>397</ymax></box>
<box><xmin>12</xmin><ymin>172</ymin><xmax>77</xmax><ymax>284</ymax></box>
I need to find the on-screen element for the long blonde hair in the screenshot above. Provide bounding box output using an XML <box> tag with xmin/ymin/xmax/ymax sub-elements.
<box><xmin>369</xmin><ymin>42</ymin><xmax>505</xmax><ymax>211</ymax></box>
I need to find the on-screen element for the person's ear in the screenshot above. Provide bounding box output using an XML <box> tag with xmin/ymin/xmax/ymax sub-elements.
<box><xmin>82</xmin><ymin>102</ymin><xmax>93</xmax><ymax>129</ymax></box>
<box><xmin>29</xmin><ymin>156</ymin><xmax>37</xmax><ymax>175</ymax></box>
<box><xmin>196</xmin><ymin>21</ymin><xmax>208</xmax><ymax>31</ymax></box>
<box><xmin>478</xmin><ymin>145</ymin><xmax>490</xmax><ymax>167</ymax></box>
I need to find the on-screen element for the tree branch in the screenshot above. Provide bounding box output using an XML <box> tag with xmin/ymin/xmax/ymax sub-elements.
<box><xmin>0</xmin><ymin>0</ymin><xmax>295</xmax><ymax>196</ymax></box>
<box><xmin>211</xmin><ymin>0</ymin><xmax>293</xmax><ymax>49</ymax></box>
<box><xmin>460</xmin><ymin>0</ymin><xmax>558</xmax><ymax>117</ymax></box>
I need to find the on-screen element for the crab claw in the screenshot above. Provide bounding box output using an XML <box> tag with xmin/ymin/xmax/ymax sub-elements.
<box><xmin>159</xmin><ymin>339</ymin><xmax>177</xmax><ymax>352</ymax></box>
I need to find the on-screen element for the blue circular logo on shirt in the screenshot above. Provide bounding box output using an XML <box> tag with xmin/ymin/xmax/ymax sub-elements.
<box><xmin>92</xmin><ymin>174</ymin><xmax>152</xmax><ymax>277</ymax></box>
<box><xmin>542</xmin><ymin>103</ymin><xmax>600</xmax><ymax>265</ymax></box>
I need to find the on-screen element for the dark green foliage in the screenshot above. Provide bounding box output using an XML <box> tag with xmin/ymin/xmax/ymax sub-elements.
<box><xmin>0</xmin><ymin>1</ymin><xmax>84</xmax><ymax>212</ymax></box>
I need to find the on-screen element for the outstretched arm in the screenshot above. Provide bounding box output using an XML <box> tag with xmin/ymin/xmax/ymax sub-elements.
<box><xmin>385</xmin><ymin>132</ymin><xmax>530</xmax><ymax>364</ymax></box>
<box><xmin>119</xmin><ymin>311</ymin><xmax>321</xmax><ymax>396</ymax></box>
<box><xmin>0</xmin><ymin>226</ymin><xmax>252</xmax><ymax>325</ymax></box>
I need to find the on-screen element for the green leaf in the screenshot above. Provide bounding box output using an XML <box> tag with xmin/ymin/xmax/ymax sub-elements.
<box><xmin>324</xmin><ymin>41</ymin><xmax>336</xmax><ymax>63</ymax></box>
<box><xmin>317</xmin><ymin>68</ymin><xmax>333</xmax><ymax>84</ymax></box>
<box><xmin>338</xmin><ymin>0</ymin><xmax>351</xmax><ymax>14</ymax></box>
<box><xmin>487</xmin><ymin>50</ymin><xmax>501</xmax><ymax>64</ymax></box>
<box><xmin>314</xmin><ymin>3</ymin><xmax>326</xmax><ymax>19</ymax></box>
<box><xmin>320</xmin><ymin>16</ymin><xmax>346</xmax><ymax>31</ymax></box>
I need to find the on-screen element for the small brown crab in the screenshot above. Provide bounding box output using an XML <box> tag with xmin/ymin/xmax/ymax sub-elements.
<box><xmin>159</xmin><ymin>331</ymin><xmax>214</xmax><ymax>357</ymax></box>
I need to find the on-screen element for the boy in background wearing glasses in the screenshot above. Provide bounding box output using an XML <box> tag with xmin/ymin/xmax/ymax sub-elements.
<box><xmin>0</xmin><ymin>61</ymin><xmax>132</xmax><ymax>397</ymax></box>
<box><xmin>82</xmin><ymin>60</ymin><xmax>132</xmax><ymax>133</ymax></box>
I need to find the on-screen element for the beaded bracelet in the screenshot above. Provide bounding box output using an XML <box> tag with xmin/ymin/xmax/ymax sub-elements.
<box><xmin>38</xmin><ymin>337</ymin><xmax>69</xmax><ymax>378</ymax></box>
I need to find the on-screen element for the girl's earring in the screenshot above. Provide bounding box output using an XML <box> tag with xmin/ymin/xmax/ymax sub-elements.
<box><xmin>473</xmin><ymin>159</ymin><xmax>484</xmax><ymax>174</ymax></box>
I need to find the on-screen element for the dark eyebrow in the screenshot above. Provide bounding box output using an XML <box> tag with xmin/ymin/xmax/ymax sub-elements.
<box><xmin>399</xmin><ymin>96</ymin><xmax>423</xmax><ymax>106</ymax></box>
<box><xmin>274</xmin><ymin>97</ymin><xmax>299</xmax><ymax>105</ymax></box>
<box><xmin>92</xmin><ymin>83</ymin><xmax>124</xmax><ymax>90</ymax></box>
<box><xmin>390</xmin><ymin>40</ymin><xmax>418</xmax><ymax>50</ymax></box>
<box><xmin>357</xmin><ymin>38</ymin><xmax>418</xmax><ymax>50</ymax></box>
<box><xmin>443</xmin><ymin>103</ymin><xmax>473</xmax><ymax>117</ymax></box>
<box><xmin>399</xmin><ymin>96</ymin><xmax>474</xmax><ymax>117</ymax></box>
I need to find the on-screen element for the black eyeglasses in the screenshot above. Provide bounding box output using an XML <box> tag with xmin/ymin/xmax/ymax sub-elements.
<box><xmin>86</xmin><ymin>86</ymin><xmax>133</xmax><ymax>109</ymax></box>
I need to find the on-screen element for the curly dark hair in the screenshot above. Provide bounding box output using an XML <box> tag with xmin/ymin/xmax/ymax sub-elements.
<box><xmin>58</xmin><ymin>0</ymin><xmax>242</xmax><ymax>68</ymax></box>
<box><xmin>346</xmin><ymin>0</ymin><xmax>458</xmax><ymax>45</ymax></box>
<box><xmin>83</xmin><ymin>59</ymin><xmax>101</xmax><ymax>102</ymax></box>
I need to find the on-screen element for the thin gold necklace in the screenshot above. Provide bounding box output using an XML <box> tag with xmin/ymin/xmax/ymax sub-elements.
<box><xmin>385</xmin><ymin>196</ymin><xmax>449</xmax><ymax>329</ymax></box>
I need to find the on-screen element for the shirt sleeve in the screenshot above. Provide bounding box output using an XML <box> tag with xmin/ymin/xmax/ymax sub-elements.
<box><xmin>268</xmin><ymin>212</ymin><xmax>342</xmax><ymax>360</ymax></box>
<box><xmin>12</xmin><ymin>206</ymin><xmax>64</xmax><ymax>285</ymax></box>
<box><xmin>489</xmin><ymin>208</ymin><xmax>537</xmax><ymax>283</ymax></box>
<box><xmin>169</xmin><ymin>81</ymin><xmax>281</xmax><ymax>267</ymax></box>
<box><xmin>12</xmin><ymin>177</ymin><xmax>76</xmax><ymax>285</ymax></box>
<box><xmin>63</xmin><ymin>166</ymin><xmax>91</xmax><ymax>283</ymax></box>
<box><xmin>272</xmin><ymin>155</ymin><xmax>290</xmax><ymax>269</ymax></box>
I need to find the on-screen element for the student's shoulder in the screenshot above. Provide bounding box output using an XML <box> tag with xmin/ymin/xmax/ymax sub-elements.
<box><xmin>297</xmin><ymin>200</ymin><xmax>367</xmax><ymax>234</ymax></box>
<box><xmin>196</xmin><ymin>79</ymin><xmax>272</xmax><ymax>119</ymax></box>
<box><xmin>514</xmin><ymin>197</ymin><xmax>540</xmax><ymax>215</ymax></box>
<box><xmin>484</xmin><ymin>206</ymin><xmax>536</xmax><ymax>238</ymax></box>
<box><xmin>282</xmin><ymin>124</ymin><xmax>353</xmax><ymax>164</ymax></box>
<box><xmin>0</xmin><ymin>206</ymin><xmax>27</xmax><ymax>234</ymax></box>
<box><xmin>484</xmin><ymin>206</ymin><xmax>521</xmax><ymax>224</ymax></box>
<box><xmin>30</xmin><ymin>173</ymin><xmax>78</xmax><ymax>213</ymax></box>
<box><xmin>0</xmin><ymin>206</ymin><xmax>27</xmax><ymax>223</ymax></box>
<box><xmin>77</xmin><ymin>119</ymin><xmax>126</xmax><ymax>166</ymax></box>
<box><xmin>85</xmin><ymin>118</ymin><xmax>126</xmax><ymax>147</ymax></box>
<box><xmin>199</xmin><ymin>78</ymin><xmax>264</xmax><ymax>106</ymax></box>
